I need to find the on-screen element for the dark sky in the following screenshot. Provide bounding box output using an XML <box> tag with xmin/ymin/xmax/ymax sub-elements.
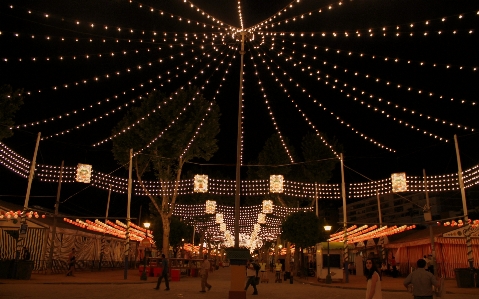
<box><xmin>1</xmin><ymin>0</ymin><xmax>479</xmax><ymax>217</ymax></box>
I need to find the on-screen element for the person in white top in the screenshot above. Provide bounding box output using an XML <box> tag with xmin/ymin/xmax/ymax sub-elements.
<box><xmin>259</xmin><ymin>259</ymin><xmax>267</xmax><ymax>279</ymax></box>
<box><xmin>365</xmin><ymin>259</ymin><xmax>382</xmax><ymax>299</ymax></box>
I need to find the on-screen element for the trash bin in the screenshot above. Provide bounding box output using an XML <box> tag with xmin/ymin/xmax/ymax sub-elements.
<box><xmin>14</xmin><ymin>260</ymin><xmax>34</xmax><ymax>280</ymax></box>
<box><xmin>284</xmin><ymin>272</ymin><xmax>290</xmax><ymax>280</ymax></box>
<box><xmin>454</xmin><ymin>268</ymin><xmax>475</xmax><ymax>288</ymax></box>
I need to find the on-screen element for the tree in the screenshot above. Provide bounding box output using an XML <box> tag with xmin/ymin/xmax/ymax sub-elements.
<box><xmin>297</xmin><ymin>132</ymin><xmax>342</xmax><ymax>183</ymax></box>
<box><xmin>112</xmin><ymin>87</ymin><xmax>220</xmax><ymax>255</ymax></box>
<box><xmin>281</xmin><ymin>211</ymin><xmax>325</xmax><ymax>275</ymax></box>
<box><xmin>0</xmin><ymin>85</ymin><xmax>24</xmax><ymax>141</ymax></box>
<box><xmin>152</xmin><ymin>216</ymin><xmax>191</xmax><ymax>258</ymax></box>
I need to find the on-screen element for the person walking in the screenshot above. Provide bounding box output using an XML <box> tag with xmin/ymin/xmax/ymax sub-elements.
<box><xmin>365</xmin><ymin>259</ymin><xmax>382</xmax><ymax>299</ymax></box>
<box><xmin>199</xmin><ymin>255</ymin><xmax>212</xmax><ymax>292</ymax></box>
<box><xmin>66</xmin><ymin>248</ymin><xmax>76</xmax><ymax>276</ymax></box>
<box><xmin>245</xmin><ymin>259</ymin><xmax>258</xmax><ymax>295</ymax></box>
<box><xmin>404</xmin><ymin>258</ymin><xmax>441</xmax><ymax>299</ymax></box>
<box><xmin>259</xmin><ymin>259</ymin><xmax>267</xmax><ymax>281</ymax></box>
<box><xmin>154</xmin><ymin>254</ymin><xmax>170</xmax><ymax>291</ymax></box>
<box><xmin>274</xmin><ymin>260</ymin><xmax>282</xmax><ymax>282</ymax></box>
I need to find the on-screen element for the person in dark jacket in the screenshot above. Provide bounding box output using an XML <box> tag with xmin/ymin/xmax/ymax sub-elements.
<box><xmin>154</xmin><ymin>254</ymin><xmax>170</xmax><ymax>290</ymax></box>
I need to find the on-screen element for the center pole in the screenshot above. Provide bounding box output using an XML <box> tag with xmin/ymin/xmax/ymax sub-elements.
<box><xmin>230</xmin><ymin>30</ymin><xmax>247</xmax><ymax>299</ymax></box>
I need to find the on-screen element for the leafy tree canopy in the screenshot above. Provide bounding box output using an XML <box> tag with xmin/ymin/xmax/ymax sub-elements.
<box><xmin>0</xmin><ymin>84</ymin><xmax>24</xmax><ymax>141</ymax></box>
<box><xmin>281</xmin><ymin>211</ymin><xmax>324</xmax><ymax>248</ymax></box>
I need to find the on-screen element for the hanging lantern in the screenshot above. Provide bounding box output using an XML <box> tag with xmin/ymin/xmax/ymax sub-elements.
<box><xmin>269</xmin><ymin>175</ymin><xmax>284</xmax><ymax>193</ymax></box>
<box><xmin>262</xmin><ymin>200</ymin><xmax>273</xmax><ymax>214</ymax></box>
<box><xmin>257</xmin><ymin>213</ymin><xmax>266</xmax><ymax>224</ymax></box>
<box><xmin>391</xmin><ymin>172</ymin><xmax>407</xmax><ymax>192</ymax></box>
<box><xmin>194</xmin><ymin>174</ymin><xmax>208</xmax><ymax>193</ymax></box>
<box><xmin>215</xmin><ymin>213</ymin><xmax>223</xmax><ymax>224</ymax></box>
<box><xmin>76</xmin><ymin>163</ymin><xmax>92</xmax><ymax>183</ymax></box>
<box><xmin>205</xmin><ymin>200</ymin><xmax>216</xmax><ymax>214</ymax></box>
<box><xmin>254</xmin><ymin>223</ymin><xmax>261</xmax><ymax>232</ymax></box>
<box><xmin>220</xmin><ymin>223</ymin><xmax>226</xmax><ymax>232</ymax></box>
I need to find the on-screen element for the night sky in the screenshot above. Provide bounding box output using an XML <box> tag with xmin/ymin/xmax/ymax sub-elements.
<box><xmin>1</xmin><ymin>0</ymin><xmax>479</xmax><ymax>217</ymax></box>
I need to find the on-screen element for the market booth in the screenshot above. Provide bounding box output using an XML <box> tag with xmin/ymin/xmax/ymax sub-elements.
<box><xmin>315</xmin><ymin>242</ymin><xmax>345</xmax><ymax>282</ymax></box>
<box><xmin>385</xmin><ymin>226</ymin><xmax>479</xmax><ymax>279</ymax></box>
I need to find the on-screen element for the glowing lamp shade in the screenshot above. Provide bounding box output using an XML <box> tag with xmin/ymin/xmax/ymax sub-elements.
<box><xmin>215</xmin><ymin>213</ymin><xmax>223</xmax><ymax>224</ymax></box>
<box><xmin>269</xmin><ymin>175</ymin><xmax>284</xmax><ymax>193</ymax></box>
<box><xmin>391</xmin><ymin>172</ymin><xmax>407</xmax><ymax>192</ymax></box>
<box><xmin>257</xmin><ymin>213</ymin><xmax>266</xmax><ymax>224</ymax></box>
<box><xmin>205</xmin><ymin>200</ymin><xmax>216</xmax><ymax>214</ymax></box>
<box><xmin>324</xmin><ymin>225</ymin><xmax>332</xmax><ymax>232</ymax></box>
<box><xmin>143</xmin><ymin>222</ymin><xmax>150</xmax><ymax>229</ymax></box>
<box><xmin>219</xmin><ymin>223</ymin><xmax>226</xmax><ymax>232</ymax></box>
<box><xmin>262</xmin><ymin>200</ymin><xmax>273</xmax><ymax>214</ymax></box>
<box><xmin>194</xmin><ymin>174</ymin><xmax>208</xmax><ymax>193</ymax></box>
<box><xmin>75</xmin><ymin>163</ymin><xmax>92</xmax><ymax>183</ymax></box>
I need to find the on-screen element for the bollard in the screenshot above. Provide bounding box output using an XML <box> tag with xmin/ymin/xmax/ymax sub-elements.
<box><xmin>290</xmin><ymin>275</ymin><xmax>293</xmax><ymax>284</ymax></box>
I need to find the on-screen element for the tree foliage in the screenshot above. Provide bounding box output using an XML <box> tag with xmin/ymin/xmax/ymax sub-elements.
<box><xmin>281</xmin><ymin>211</ymin><xmax>323</xmax><ymax>248</ymax></box>
<box><xmin>111</xmin><ymin>87</ymin><xmax>220</xmax><ymax>254</ymax></box>
<box><xmin>0</xmin><ymin>85</ymin><xmax>24</xmax><ymax>141</ymax></box>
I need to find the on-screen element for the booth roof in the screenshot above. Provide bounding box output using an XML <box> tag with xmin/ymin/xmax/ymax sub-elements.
<box><xmin>385</xmin><ymin>225</ymin><xmax>459</xmax><ymax>247</ymax></box>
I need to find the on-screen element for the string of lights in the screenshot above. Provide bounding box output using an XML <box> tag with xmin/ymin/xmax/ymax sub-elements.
<box><xmin>254</xmin><ymin>0</ymin><xmax>477</xmax><ymax>34</ymax></box>
<box><xmin>252</xmin><ymin>41</ymin><xmax>396</xmax><ymax>153</ymax></box>
<box><xmin>249</xmin><ymin>46</ymin><xmax>295</xmax><ymax>163</ymax></box>
<box><xmin>259</xmin><ymin>43</ymin><xmax>450</xmax><ymax>143</ymax></box>
<box><xmin>91</xmin><ymin>45</ymin><xmax>228</xmax><ymax>147</ymax></box>
<box><xmin>249</xmin><ymin>0</ymin><xmax>315</xmax><ymax>31</ymax></box>
<box><xmin>262</xmin><ymin>39</ymin><xmax>475</xmax><ymax>133</ymax></box>
<box><xmin>260</xmin><ymin>35</ymin><xmax>479</xmax><ymax>81</ymax></box>
<box><xmin>2</xmin><ymin>140</ymin><xmax>478</xmax><ymax>197</ymax></box>
<box><xmin>177</xmin><ymin>0</ymin><xmax>234</xmax><ymax>29</ymax></box>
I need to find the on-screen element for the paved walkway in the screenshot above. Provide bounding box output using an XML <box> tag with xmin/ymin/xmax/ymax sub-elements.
<box><xmin>1</xmin><ymin>267</ymin><xmax>478</xmax><ymax>296</ymax></box>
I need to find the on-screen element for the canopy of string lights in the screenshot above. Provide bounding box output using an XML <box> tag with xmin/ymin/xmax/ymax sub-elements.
<box><xmin>1</xmin><ymin>0</ymin><xmax>479</xmax><ymax>230</ymax></box>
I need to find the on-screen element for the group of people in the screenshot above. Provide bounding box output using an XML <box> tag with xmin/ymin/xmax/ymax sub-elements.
<box><xmin>365</xmin><ymin>257</ymin><xmax>441</xmax><ymax>299</ymax></box>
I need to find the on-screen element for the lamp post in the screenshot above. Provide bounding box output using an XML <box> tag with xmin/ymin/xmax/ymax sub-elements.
<box><xmin>140</xmin><ymin>222</ymin><xmax>151</xmax><ymax>281</ymax></box>
<box><xmin>324</xmin><ymin>225</ymin><xmax>332</xmax><ymax>284</ymax></box>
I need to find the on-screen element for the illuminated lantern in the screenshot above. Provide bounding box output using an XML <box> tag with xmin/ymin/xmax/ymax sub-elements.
<box><xmin>205</xmin><ymin>200</ymin><xmax>216</xmax><ymax>214</ymax></box>
<box><xmin>257</xmin><ymin>213</ymin><xmax>266</xmax><ymax>224</ymax></box>
<box><xmin>194</xmin><ymin>174</ymin><xmax>208</xmax><ymax>193</ymax></box>
<box><xmin>269</xmin><ymin>175</ymin><xmax>284</xmax><ymax>193</ymax></box>
<box><xmin>254</xmin><ymin>223</ymin><xmax>261</xmax><ymax>232</ymax></box>
<box><xmin>215</xmin><ymin>213</ymin><xmax>223</xmax><ymax>224</ymax></box>
<box><xmin>262</xmin><ymin>200</ymin><xmax>273</xmax><ymax>214</ymax></box>
<box><xmin>76</xmin><ymin>163</ymin><xmax>92</xmax><ymax>183</ymax></box>
<box><xmin>391</xmin><ymin>172</ymin><xmax>407</xmax><ymax>192</ymax></box>
<box><xmin>219</xmin><ymin>223</ymin><xmax>226</xmax><ymax>232</ymax></box>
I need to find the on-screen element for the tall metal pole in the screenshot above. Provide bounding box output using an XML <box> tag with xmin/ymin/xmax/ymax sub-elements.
<box><xmin>48</xmin><ymin>160</ymin><xmax>63</xmax><ymax>272</ymax></box>
<box><xmin>423</xmin><ymin>169</ymin><xmax>437</xmax><ymax>276</ymax></box>
<box><xmin>454</xmin><ymin>135</ymin><xmax>474</xmax><ymax>268</ymax></box>
<box><xmin>124</xmin><ymin>149</ymin><xmax>133</xmax><ymax>279</ymax></box>
<box><xmin>326</xmin><ymin>240</ymin><xmax>331</xmax><ymax>284</ymax></box>
<box><xmin>234</xmin><ymin>31</ymin><xmax>246</xmax><ymax>248</ymax></box>
<box><xmin>340</xmin><ymin>153</ymin><xmax>348</xmax><ymax>282</ymax></box>
<box><xmin>315</xmin><ymin>183</ymin><xmax>319</xmax><ymax>217</ymax></box>
<box><xmin>100</xmin><ymin>184</ymin><xmax>112</xmax><ymax>271</ymax></box>
<box><xmin>376</xmin><ymin>190</ymin><xmax>386</xmax><ymax>262</ymax></box>
<box><xmin>14</xmin><ymin>132</ymin><xmax>41</xmax><ymax>269</ymax></box>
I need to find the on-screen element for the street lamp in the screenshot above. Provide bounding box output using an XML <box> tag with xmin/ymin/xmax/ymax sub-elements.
<box><xmin>140</xmin><ymin>222</ymin><xmax>151</xmax><ymax>281</ymax></box>
<box><xmin>324</xmin><ymin>224</ymin><xmax>332</xmax><ymax>284</ymax></box>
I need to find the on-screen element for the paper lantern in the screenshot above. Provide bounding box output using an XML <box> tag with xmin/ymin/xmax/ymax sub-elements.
<box><xmin>269</xmin><ymin>175</ymin><xmax>284</xmax><ymax>193</ymax></box>
<box><xmin>205</xmin><ymin>200</ymin><xmax>216</xmax><ymax>214</ymax></box>
<box><xmin>76</xmin><ymin>163</ymin><xmax>92</xmax><ymax>183</ymax></box>
<box><xmin>262</xmin><ymin>200</ymin><xmax>273</xmax><ymax>214</ymax></box>
<box><xmin>257</xmin><ymin>213</ymin><xmax>266</xmax><ymax>224</ymax></box>
<box><xmin>391</xmin><ymin>172</ymin><xmax>407</xmax><ymax>192</ymax></box>
<box><xmin>194</xmin><ymin>174</ymin><xmax>208</xmax><ymax>193</ymax></box>
<box><xmin>215</xmin><ymin>213</ymin><xmax>223</xmax><ymax>224</ymax></box>
<box><xmin>219</xmin><ymin>223</ymin><xmax>226</xmax><ymax>232</ymax></box>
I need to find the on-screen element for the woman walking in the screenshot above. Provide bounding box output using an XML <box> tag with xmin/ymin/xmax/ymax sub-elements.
<box><xmin>365</xmin><ymin>259</ymin><xmax>382</xmax><ymax>299</ymax></box>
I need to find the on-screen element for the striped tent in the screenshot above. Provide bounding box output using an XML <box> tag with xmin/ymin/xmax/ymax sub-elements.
<box><xmin>385</xmin><ymin>226</ymin><xmax>479</xmax><ymax>278</ymax></box>
<box><xmin>1</xmin><ymin>201</ymin><xmax>133</xmax><ymax>272</ymax></box>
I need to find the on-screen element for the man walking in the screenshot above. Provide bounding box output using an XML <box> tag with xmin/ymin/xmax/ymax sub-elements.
<box><xmin>245</xmin><ymin>259</ymin><xmax>258</xmax><ymax>295</ymax></box>
<box><xmin>154</xmin><ymin>254</ymin><xmax>170</xmax><ymax>291</ymax></box>
<box><xmin>200</xmin><ymin>255</ymin><xmax>212</xmax><ymax>292</ymax></box>
<box><xmin>404</xmin><ymin>258</ymin><xmax>441</xmax><ymax>299</ymax></box>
